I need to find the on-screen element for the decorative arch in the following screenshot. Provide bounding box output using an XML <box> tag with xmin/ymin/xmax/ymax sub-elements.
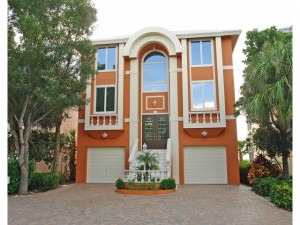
<box><xmin>123</xmin><ymin>27</ymin><xmax>182</xmax><ymax>58</ymax></box>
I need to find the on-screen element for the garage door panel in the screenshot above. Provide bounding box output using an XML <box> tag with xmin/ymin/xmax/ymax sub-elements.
<box><xmin>87</xmin><ymin>147</ymin><xmax>124</xmax><ymax>183</ymax></box>
<box><xmin>184</xmin><ymin>146</ymin><xmax>227</xmax><ymax>184</ymax></box>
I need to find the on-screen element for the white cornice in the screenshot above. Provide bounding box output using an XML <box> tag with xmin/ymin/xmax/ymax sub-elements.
<box><xmin>92</xmin><ymin>29</ymin><xmax>242</xmax><ymax>46</ymax></box>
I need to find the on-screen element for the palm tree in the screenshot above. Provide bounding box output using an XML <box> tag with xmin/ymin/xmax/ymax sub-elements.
<box><xmin>136</xmin><ymin>150</ymin><xmax>160</xmax><ymax>170</ymax></box>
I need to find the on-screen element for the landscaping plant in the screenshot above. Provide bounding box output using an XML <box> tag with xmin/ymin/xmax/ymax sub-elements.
<box><xmin>247</xmin><ymin>154</ymin><xmax>281</xmax><ymax>185</ymax></box>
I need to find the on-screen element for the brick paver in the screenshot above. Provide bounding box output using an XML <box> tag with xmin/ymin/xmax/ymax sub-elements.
<box><xmin>8</xmin><ymin>184</ymin><xmax>292</xmax><ymax>225</ymax></box>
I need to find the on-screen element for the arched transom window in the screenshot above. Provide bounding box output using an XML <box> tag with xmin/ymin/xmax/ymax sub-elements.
<box><xmin>143</xmin><ymin>51</ymin><xmax>168</xmax><ymax>91</ymax></box>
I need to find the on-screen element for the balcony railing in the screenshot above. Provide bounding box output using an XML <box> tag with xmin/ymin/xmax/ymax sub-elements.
<box><xmin>85</xmin><ymin>114</ymin><xmax>123</xmax><ymax>130</ymax></box>
<box><xmin>123</xmin><ymin>170</ymin><xmax>168</xmax><ymax>182</ymax></box>
<box><xmin>186</xmin><ymin>111</ymin><xmax>225</xmax><ymax>128</ymax></box>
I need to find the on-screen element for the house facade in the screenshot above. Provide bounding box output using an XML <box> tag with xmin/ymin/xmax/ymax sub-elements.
<box><xmin>76</xmin><ymin>27</ymin><xmax>241</xmax><ymax>184</ymax></box>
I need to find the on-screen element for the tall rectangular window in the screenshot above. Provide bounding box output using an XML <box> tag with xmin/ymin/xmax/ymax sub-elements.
<box><xmin>95</xmin><ymin>86</ymin><xmax>116</xmax><ymax>113</ymax></box>
<box><xmin>192</xmin><ymin>81</ymin><xmax>215</xmax><ymax>110</ymax></box>
<box><xmin>191</xmin><ymin>40</ymin><xmax>212</xmax><ymax>66</ymax></box>
<box><xmin>97</xmin><ymin>47</ymin><xmax>116</xmax><ymax>70</ymax></box>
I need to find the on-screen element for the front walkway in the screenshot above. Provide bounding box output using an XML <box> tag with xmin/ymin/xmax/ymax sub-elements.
<box><xmin>8</xmin><ymin>184</ymin><xmax>292</xmax><ymax>225</ymax></box>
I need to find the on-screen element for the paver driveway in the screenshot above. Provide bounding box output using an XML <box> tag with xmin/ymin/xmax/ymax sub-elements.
<box><xmin>8</xmin><ymin>184</ymin><xmax>292</xmax><ymax>225</ymax></box>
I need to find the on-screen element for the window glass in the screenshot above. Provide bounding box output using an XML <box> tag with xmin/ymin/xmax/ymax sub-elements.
<box><xmin>191</xmin><ymin>40</ymin><xmax>212</xmax><ymax>65</ymax></box>
<box><xmin>107</xmin><ymin>47</ymin><xmax>116</xmax><ymax>70</ymax></box>
<box><xmin>191</xmin><ymin>42</ymin><xmax>201</xmax><ymax>65</ymax></box>
<box><xmin>143</xmin><ymin>51</ymin><xmax>167</xmax><ymax>91</ymax></box>
<box><xmin>96</xmin><ymin>87</ymin><xmax>105</xmax><ymax>112</ymax></box>
<box><xmin>192</xmin><ymin>83</ymin><xmax>203</xmax><ymax>109</ymax></box>
<box><xmin>106</xmin><ymin>87</ymin><xmax>115</xmax><ymax>111</ymax></box>
<box><xmin>95</xmin><ymin>87</ymin><xmax>115</xmax><ymax>112</ymax></box>
<box><xmin>97</xmin><ymin>48</ymin><xmax>106</xmax><ymax>70</ymax></box>
<box><xmin>192</xmin><ymin>82</ymin><xmax>215</xmax><ymax>110</ymax></box>
<box><xmin>203</xmin><ymin>82</ymin><xmax>215</xmax><ymax>108</ymax></box>
<box><xmin>202</xmin><ymin>41</ymin><xmax>212</xmax><ymax>64</ymax></box>
<box><xmin>97</xmin><ymin>47</ymin><xmax>116</xmax><ymax>70</ymax></box>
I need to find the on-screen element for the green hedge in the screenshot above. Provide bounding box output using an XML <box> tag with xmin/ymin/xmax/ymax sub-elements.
<box><xmin>239</xmin><ymin>160</ymin><xmax>251</xmax><ymax>185</ymax></box>
<box><xmin>8</xmin><ymin>159</ymin><xmax>35</xmax><ymax>194</ymax></box>
<box><xmin>270</xmin><ymin>182</ymin><xmax>292</xmax><ymax>211</ymax></box>
<box><xmin>160</xmin><ymin>178</ymin><xmax>176</xmax><ymax>190</ymax></box>
<box><xmin>252</xmin><ymin>177</ymin><xmax>292</xmax><ymax>211</ymax></box>
<box><xmin>29</xmin><ymin>172</ymin><xmax>62</xmax><ymax>191</ymax></box>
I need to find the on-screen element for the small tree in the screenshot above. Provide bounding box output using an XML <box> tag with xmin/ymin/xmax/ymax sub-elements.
<box><xmin>8</xmin><ymin>0</ymin><xmax>97</xmax><ymax>194</ymax></box>
<box><xmin>136</xmin><ymin>150</ymin><xmax>160</xmax><ymax>171</ymax></box>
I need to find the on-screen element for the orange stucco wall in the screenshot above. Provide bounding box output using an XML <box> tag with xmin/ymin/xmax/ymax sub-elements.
<box><xmin>76</xmin><ymin>33</ymin><xmax>239</xmax><ymax>185</ymax></box>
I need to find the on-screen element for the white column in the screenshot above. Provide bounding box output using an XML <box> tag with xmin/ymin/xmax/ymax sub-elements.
<box><xmin>181</xmin><ymin>39</ymin><xmax>189</xmax><ymax>128</ymax></box>
<box><xmin>215</xmin><ymin>37</ymin><xmax>226</xmax><ymax>127</ymax></box>
<box><xmin>129</xmin><ymin>58</ymin><xmax>139</xmax><ymax>152</ymax></box>
<box><xmin>169</xmin><ymin>56</ymin><xmax>180</xmax><ymax>184</ymax></box>
<box><xmin>117</xmin><ymin>44</ymin><xmax>124</xmax><ymax>129</ymax></box>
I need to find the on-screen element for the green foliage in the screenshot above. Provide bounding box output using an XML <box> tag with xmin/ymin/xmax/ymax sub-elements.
<box><xmin>136</xmin><ymin>150</ymin><xmax>160</xmax><ymax>171</ymax></box>
<box><xmin>115</xmin><ymin>178</ymin><xmax>125</xmax><ymax>189</ymax></box>
<box><xmin>160</xmin><ymin>178</ymin><xmax>176</xmax><ymax>190</ymax></box>
<box><xmin>8</xmin><ymin>160</ymin><xmax>35</xmax><ymax>194</ymax></box>
<box><xmin>270</xmin><ymin>182</ymin><xmax>292</xmax><ymax>211</ymax></box>
<box><xmin>148</xmin><ymin>180</ymin><xmax>157</xmax><ymax>190</ymax></box>
<box><xmin>252</xmin><ymin>177</ymin><xmax>279</xmax><ymax>196</ymax></box>
<box><xmin>139</xmin><ymin>182</ymin><xmax>146</xmax><ymax>190</ymax></box>
<box><xmin>239</xmin><ymin>160</ymin><xmax>251</xmax><ymax>185</ymax></box>
<box><xmin>235</xmin><ymin>27</ymin><xmax>292</xmax><ymax>178</ymax></box>
<box><xmin>8</xmin><ymin>0</ymin><xmax>97</xmax><ymax>194</ymax></box>
<box><xmin>128</xmin><ymin>180</ymin><xmax>135</xmax><ymax>190</ymax></box>
<box><xmin>8</xmin><ymin>160</ymin><xmax>19</xmax><ymax>194</ymax></box>
<box><xmin>29</xmin><ymin>173</ymin><xmax>61</xmax><ymax>191</ymax></box>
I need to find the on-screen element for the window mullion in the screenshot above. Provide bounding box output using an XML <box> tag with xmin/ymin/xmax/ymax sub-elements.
<box><xmin>104</xmin><ymin>87</ymin><xmax>107</xmax><ymax>112</ymax></box>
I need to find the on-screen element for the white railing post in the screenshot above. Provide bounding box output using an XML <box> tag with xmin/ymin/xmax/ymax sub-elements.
<box><xmin>166</xmin><ymin>138</ymin><xmax>172</xmax><ymax>178</ymax></box>
<box><xmin>128</xmin><ymin>139</ymin><xmax>139</xmax><ymax>171</ymax></box>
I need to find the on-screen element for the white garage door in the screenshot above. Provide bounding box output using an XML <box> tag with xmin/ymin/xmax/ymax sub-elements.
<box><xmin>184</xmin><ymin>146</ymin><xmax>227</xmax><ymax>184</ymax></box>
<box><xmin>87</xmin><ymin>147</ymin><xmax>124</xmax><ymax>183</ymax></box>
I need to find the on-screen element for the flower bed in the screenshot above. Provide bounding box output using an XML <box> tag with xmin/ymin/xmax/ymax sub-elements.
<box><xmin>115</xmin><ymin>178</ymin><xmax>176</xmax><ymax>195</ymax></box>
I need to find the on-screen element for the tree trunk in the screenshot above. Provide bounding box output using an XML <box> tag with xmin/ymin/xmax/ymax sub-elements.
<box><xmin>18</xmin><ymin>126</ymin><xmax>31</xmax><ymax>195</ymax></box>
<box><xmin>9</xmin><ymin>136</ymin><xmax>16</xmax><ymax>160</ymax></box>
<box><xmin>239</xmin><ymin>150</ymin><xmax>243</xmax><ymax>163</ymax></box>
<box><xmin>282</xmin><ymin>154</ymin><xmax>289</xmax><ymax>179</ymax></box>
<box><xmin>52</xmin><ymin>120</ymin><xmax>62</xmax><ymax>173</ymax></box>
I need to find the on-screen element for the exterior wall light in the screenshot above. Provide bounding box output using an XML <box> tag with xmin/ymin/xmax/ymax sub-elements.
<box><xmin>102</xmin><ymin>132</ymin><xmax>108</xmax><ymax>139</ymax></box>
<box><xmin>152</xmin><ymin>100</ymin><xmax>157</xmax><ymax>108</ymax></box>
<box><xmin>142</xmin><ymin>143</ymin><xmax>147</xmax><ymax>150</ymax></box>
<box><xmin>201</xmin><ymin>131</ymin><xmax>208</xmax><ymax>137</ymax></box>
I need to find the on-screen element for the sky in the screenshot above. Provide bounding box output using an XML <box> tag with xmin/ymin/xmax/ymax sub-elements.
<box><xmin>90</xmin><ymin>0</ymin><xmax>295</xmax><ymax>141</ymax></box>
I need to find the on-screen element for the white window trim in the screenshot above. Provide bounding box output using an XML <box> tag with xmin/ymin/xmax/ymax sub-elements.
<box><xmin>189</xmin><ymin>39</ymin><xmax>214</xmax><ymax>67</ymax></box>
<box><xmin>191</xmin><ymin>80</ymin><xmax>217</xmax><ymax>111</ymax></box>
<box><xmin>94</xmin><ymin>85</ymin><xmax>117</xmax><ymax>114</ymax></box>
<box><xmin>96</xmin><ymin>46</ymin><xmax>118</xmax><ymax>72</ymax></box>
<box><xmin>142</xmin><ymin>49</ymin><xmax>169</xmax><ymax>93</ymax></box>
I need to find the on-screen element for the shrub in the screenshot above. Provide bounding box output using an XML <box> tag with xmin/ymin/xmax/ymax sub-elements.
<box><xmin>115</xmin><ymin>178</ymin><xmax>125</xmax><ymax>189</ymax></box>
<box><xmin>148</xmin><ymin>180</ymin><xmax>157</xmax><ymax>190</ymax></box>
<box><xmin>128</xmin><ymin>179</ymin><xmax>135</xmax><ymax>190</ymax></box>
<box><xmin>248</xmin><ymin>154</ymin><xmax>281</xmax><ymax>185</ymax></box>
<box><xmin>57</xmin><ymin>173</ymin><xmax>66</xmax><ymax>185</ymax></box>
<box><xmin>160</xmin><ymin>178</ymin><xmax>176</xmax><ymax>190</ymax></box>
<box><xmin>8</xmin><ymin>159</ymin><xmax>35</xmax><ymax>194</ymax></box>
<box><xmin>239</xmin><ymin>160</ymin><xmax>251</xmax><ymax>185</ymax></box>
<box><xmin>252</xmin><ymin>177</ymin><xmax>279</xmax><ymax>196</ymax></box>
<box><xmin>139</xmin><ymin>182</ymin><xmax>146</xmax><ymax>190</ymax></box>
<box><xmin>29</xmin><ymin>173</ymin><xmax>60</xmax><ymax>191</ymax></box>
<box><xmin>270</xmin><ymin>182</ymin><xmax>292</xmax><ymax>211</ymax></box>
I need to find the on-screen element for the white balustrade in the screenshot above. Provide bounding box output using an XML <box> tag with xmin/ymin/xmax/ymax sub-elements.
<box><xmin>90</xmin><ymin>114</ymin><xmax>119</xmax><ymax>126</ymax></box>
<box><xmin>188</xmin><ymin>111</ymin><xmax>221</xmax><ymax>125</ymax></box>
<box><xmin>123</xmin><ymin>170</ymin><xmax>168</xmax><ymax>182</ymax></box>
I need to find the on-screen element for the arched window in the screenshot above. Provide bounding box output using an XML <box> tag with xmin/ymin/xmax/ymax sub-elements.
<box><xmin>143</xmin><ymin>51</ymin><xmax>168</xmax><ymax>91</ymax></box>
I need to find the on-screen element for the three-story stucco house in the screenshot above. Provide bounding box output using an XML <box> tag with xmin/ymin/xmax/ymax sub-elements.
<box><xmin>76</xmin><ymin>27</ymin><xmax>241</xmax><ymax>185</ymax></box>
